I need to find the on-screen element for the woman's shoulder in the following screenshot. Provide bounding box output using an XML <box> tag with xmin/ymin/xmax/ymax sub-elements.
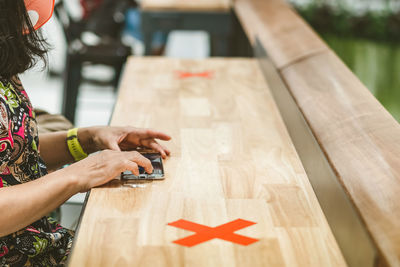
<box><xmin>0</xmin><ymin>77</ymin><xmax>13</xmax><ymax>104</ymax></box>
<box><xmin>0</xmin><ymin>78</ymin><xmax>12</xmax><ymax>132</ymax></box>
<box><xmin>0</xmin><ymin>76</ymin><xmax>31</xmax><ymax>111</ymax></box>
<box><xmin>0</xmin><ymin>76</ymin><xmax>25</xmax><ymax>92</ymax></box>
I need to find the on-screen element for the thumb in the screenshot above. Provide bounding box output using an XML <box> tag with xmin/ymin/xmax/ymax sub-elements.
<box><xmin>107</xmin><ymin>141</ymin><xmax>121</xmax><ymax>151</ymax></box>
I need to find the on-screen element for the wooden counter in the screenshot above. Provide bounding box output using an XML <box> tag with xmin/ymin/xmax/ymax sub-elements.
<box><xmin>233</xmin><ymin>0</ymin><xmax>400</xmax><ymax>265</ymax></box>
<box><xmin>141</xmin><ymin>0</ymin><xmax>231</xmax><ymax>12</ymax></box>
<box><xmin>234</xmin><ymin>0</ymin><xmax>329</xmax><ymax>69</ymax></box>
<box><xmin>69</xmin><ymin>58</ymin><xmax>346</xmax><ymax>266</ymax></box>
<box><xmin>280</xmin><ymin>51</ymin><xmax>400</xmax><ymax>266</ymax></box>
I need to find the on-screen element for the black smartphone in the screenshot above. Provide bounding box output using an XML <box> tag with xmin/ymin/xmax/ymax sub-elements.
<box><xmin>121</xmin><ymin>153</ymin><xmax>165</xmax><ymax>180</ymax></box>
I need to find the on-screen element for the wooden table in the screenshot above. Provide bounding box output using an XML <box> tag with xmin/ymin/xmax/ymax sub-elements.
<box><xmin>69</xmin><ymin>57</ymin><xmax>346</xmax><ymax>266</ymax></box>
<box><xmin>234</xmin><ymin>0</ymin><xmax>328</xmax><ymax>69</ymax></box>
<box><xmin>140</xmin><ymin>0</ymin><xmax>233</xmax><ymax>56</ymax></box>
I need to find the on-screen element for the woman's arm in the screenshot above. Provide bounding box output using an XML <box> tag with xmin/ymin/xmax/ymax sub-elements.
<box><xmin>39</xmin><ymin>128</ymin><xmax>96</xmax><ymax>170</ymax></box>
<box><xmin>0</xmin><ymin>149</ymin><xmax>153</xmax><ymax>237</ymax></box>
<box><xmin>39</xmin><ymin>127</ymin><xmax>171</xmax><ymax>170</ymax></box>
<box><xmin>0</xmin><ymin>167</ymin><xmax>79</xmax><ymax>237</ymax></box>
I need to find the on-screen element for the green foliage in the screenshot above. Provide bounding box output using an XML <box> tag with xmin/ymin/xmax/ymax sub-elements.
<box><xmin>322</xmin><ymin>33</ymin><xmax>400</xmax><ymax>122</ymax></box>
<box><xmin>293</xmin><ymin>3</ymin><xmax>400</xmax><ymax>42</ymax></box>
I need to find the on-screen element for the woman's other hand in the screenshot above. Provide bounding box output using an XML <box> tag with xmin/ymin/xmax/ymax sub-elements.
<box><xmin>80</xmin><ymin>126</ymin><xmax>172</xmax><ymax>158</ymax></box>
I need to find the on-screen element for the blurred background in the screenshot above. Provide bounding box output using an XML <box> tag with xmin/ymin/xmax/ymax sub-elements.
<box><xmin>27</xmin><ymin>0</ymin><xmax>399</xmax><ymax>229</ymax></box>
<box><xmin>290</xmin><ymin>0</ymin><xmax>400</xmax><ymax>121</ymax></box>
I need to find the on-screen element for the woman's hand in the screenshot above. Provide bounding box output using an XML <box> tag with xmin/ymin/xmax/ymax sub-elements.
<box><xmin>80</xmin><ymin>126</ymin><xmax>172</xmax><ymax>158</ymax></box>
<box><xmin>62</xmin><ymin>150</ymin><xmax>153</xmax><ymax>192</ymax></box>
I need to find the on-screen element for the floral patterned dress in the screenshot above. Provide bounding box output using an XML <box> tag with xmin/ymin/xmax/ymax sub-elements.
<box><xmin>0</xmin><ymin>77</ymin><xmax>74</xmax><ymax>266</ymax></box>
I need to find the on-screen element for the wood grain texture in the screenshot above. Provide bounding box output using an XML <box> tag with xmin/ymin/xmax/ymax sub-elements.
<box><xmin>234</xmin><ymin>0</ymin><xmax>329</xmax><ymax>69</ymax></box>
<box><xmin>280</xmin><ymin>51</ymin><xmax>400</xmax><ymax>266</ymax></box>
<box><xmin>69</xmin><ymin>58</ymin><xmax>346</xmax><ymax>266</ymax></box>
<box><xmin>141</xmin><ymin>0</ymin><xmax>231</xmax><ymax>12</ymax></box>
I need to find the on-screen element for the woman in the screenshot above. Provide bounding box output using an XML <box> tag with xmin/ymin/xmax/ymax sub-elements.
<box><xmin>0</xmin><ymin>0</ymin><xmax>171</xmax><ymax>265</ymax></box>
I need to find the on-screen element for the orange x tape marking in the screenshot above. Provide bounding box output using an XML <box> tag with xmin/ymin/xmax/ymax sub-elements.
<box><xmin>168</xmin><ymin>219</ymin><xmax>259</xmax><ymax>247</ymax></box>
<box><xmin>176</xmin><ymin>71</ymin><xmax>213</xmax><ymax>79</ymax></box>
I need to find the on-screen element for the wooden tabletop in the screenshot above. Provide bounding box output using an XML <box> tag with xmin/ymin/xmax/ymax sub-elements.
<box><xmin>69</xmin><ymin>57</ymin><xmax>346</xmax><ymax>266</ymax></box>
<box><xmin>141</xmin><ymin>0</ymin><xmax>231</xmax><ymax>12</ymax></box>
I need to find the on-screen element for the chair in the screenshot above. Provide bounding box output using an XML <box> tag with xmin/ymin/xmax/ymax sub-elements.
<box><xmin>54</xmin><ymin>0</ymin><xmax>132</xmax><ymax>123</ymax></box>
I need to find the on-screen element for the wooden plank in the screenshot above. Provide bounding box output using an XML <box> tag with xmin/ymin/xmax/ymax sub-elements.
<box><xmin>280</xmin><ymin>51</ymin><xmax>400</xmax><ymax>266</ymax></box>
<box><xmin>234</xmin><ymin>0</ymin><xmax>329</xmax><ymax>69</ymax></box>
<box><xmin>69</xmin><ymin>57</ymin><xmax>346</xmax><ymax>266</ymax></box>
<box><xmin>141</xmin><ymin>0</ymin><xmax>231</xmax><ymax>12</ymax></box>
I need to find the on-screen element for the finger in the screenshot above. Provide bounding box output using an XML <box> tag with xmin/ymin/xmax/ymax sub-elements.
<box><xmin>127</xmin><ymin>151</ymin><xmax>153</xmax><ymax>174</ymax></box>
<box><xmin>108</xmin><ymin>141</ymin><xmax>121</xmax><ymax>151</ymax></box>
<box><xmin>141</xmin><ymin>139</ymin><xmax>167</xmax><ymax>158</ymax></box>
<box><xmin>124</xmin><ymin>161</ymin><xmax>139</xmax><ymax>176</ymax></box>
<box><xmin>161</xmin><ymin>144</ymin><xmax>171</xmax><ymax>156</ymax></box>
<box><xmin>149</xmin><ymin>141</ymin><xmax>167</xmax><ymax>158</ymax></box>
<box><xmin>139</xmin><ymin>129</ymin><xmax>172</xmax><ymax>141</ymax></box>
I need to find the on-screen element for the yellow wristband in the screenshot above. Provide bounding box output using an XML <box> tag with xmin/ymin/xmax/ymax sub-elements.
<box><xmin>67</xmin><ymin>128</ymin><xmax>88</xmax><ymax>161</ymax></box>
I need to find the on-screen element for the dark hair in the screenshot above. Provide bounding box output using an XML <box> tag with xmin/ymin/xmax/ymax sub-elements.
<box><xmin>0</xmin><ymin>0</ymin><xmax>48</xmax><ymax>79</ymax></box>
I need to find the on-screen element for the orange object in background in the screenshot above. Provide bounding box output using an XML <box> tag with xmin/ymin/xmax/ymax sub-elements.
<box><xmin>80</xmin><ymin>0</ymin><xmax>103</xmax><ymax>19</ymax></box>
<box><xmin>24</xmin><ymin>0</ymin><xmax>55</xmax><ymax>31</ymax></box>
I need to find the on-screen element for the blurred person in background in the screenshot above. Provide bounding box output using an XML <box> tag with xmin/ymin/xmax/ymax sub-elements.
<box><xmin>79</xmin><ymin>0</ymin><xmax>167</xmax><ymax>54</ymax></box>
<box><xmin>80</xmin><ymin>0</ymin><xmax>134</xmax><ymax>39</ymax></box>
<box><xmin>0</xmin><ymin>0</ymin><xmax>171</xmax><ymax>265</ymax></box>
